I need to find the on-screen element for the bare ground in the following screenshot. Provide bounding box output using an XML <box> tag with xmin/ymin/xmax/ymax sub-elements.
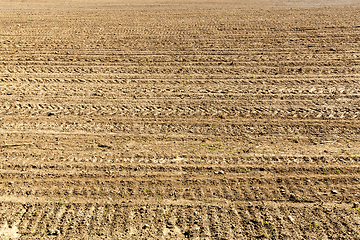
<box><xmin>1</xmin><ymin>0</ymin><xmax>360</xmax><ymax>10</ymax></box>
<box><xmin>0</xmin><ymin>2</ymin><xmax>360</xmax><ymax>239</ymax></box>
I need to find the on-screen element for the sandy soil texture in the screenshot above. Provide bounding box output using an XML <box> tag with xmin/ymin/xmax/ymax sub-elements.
<box><xmin>0</xmin><ymin>2</ymin><xmax>360</xmax><ymax>239</ymax></box>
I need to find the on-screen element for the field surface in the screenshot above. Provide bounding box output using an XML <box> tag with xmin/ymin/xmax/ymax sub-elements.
<box><xmin>1</xmin><ymin>1</ymin><xmax>360</xmax><ymax>239</ymax></box>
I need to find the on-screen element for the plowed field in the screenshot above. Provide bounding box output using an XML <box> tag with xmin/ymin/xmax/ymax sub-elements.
<box><xmin>1</xmin><ymin>1</ymin><xmax>360</xmax><ymax>239</ymax></box>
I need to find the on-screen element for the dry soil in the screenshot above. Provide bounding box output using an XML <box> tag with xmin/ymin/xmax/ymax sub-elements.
<box><xmin>0</xmin><ymin>1</ymin><xmax>360</xmax><ymax>239</ymax></box>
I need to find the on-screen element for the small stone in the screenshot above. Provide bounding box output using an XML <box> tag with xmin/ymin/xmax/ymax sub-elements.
<box><xmin>353</xmin><ymin>202</ymin><xmax>360</xmax><ymax>208</ymax></box>
<box><xmin>331</xmin><ymin>190</ymin><xmax>338</xmax><ymax>194</ymax></box>
<box><xmin>142</xmin><ymin>224</ymin><xmax>149</xmax><ymax>229</ymax></box>
<box><xmin>288</xmin><ymin>215</ymin><xmax>295</xmax><ymax>222</ymax></box>
<box><xmin>289</xmin><ymin>193</ymin><xmax>296</xmax><ymax>200</ymax></box>
<box><xmin>48</xmin><ymin>112</ymin><xmax>55</xmax><ymax>116</ymax></box>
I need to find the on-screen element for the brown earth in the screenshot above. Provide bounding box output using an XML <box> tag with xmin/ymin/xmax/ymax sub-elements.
<box><xmin>1</xmin><ymin>0</ymin><xmax>360</xmax><ymax>11</ymax></box>
<box><xmin>1</xmin><ymin>1</ymin><xmax>360</xmax><ymax>239</ymax></box>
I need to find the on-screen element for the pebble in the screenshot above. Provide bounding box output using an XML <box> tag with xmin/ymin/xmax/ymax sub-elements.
<box><xmin>288</xmin><ymin>215</ymin><xmax>295</xmax><ymax>222</ymax></box>
<box><xmin>331</xmin><ymin>190</ymin><xmax>338</xmax><ymax>194</ymax></box>
<box><xmin>353</xmin><ymin>202</ymin><xmax>359</xmax><ymax>208</ymax></box>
